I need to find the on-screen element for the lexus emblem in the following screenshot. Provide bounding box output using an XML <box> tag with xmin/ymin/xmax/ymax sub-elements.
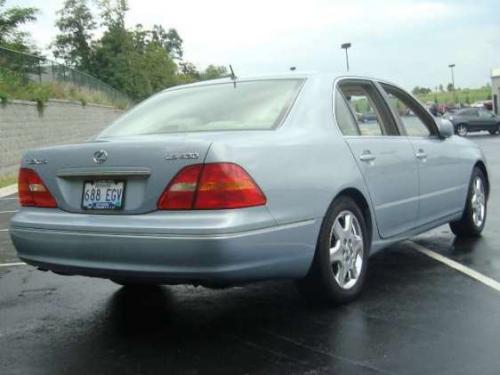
<box><xmin>93</xmin><ymin>150</ymin><xmax>108</xmax><ymax>164</ymax></box>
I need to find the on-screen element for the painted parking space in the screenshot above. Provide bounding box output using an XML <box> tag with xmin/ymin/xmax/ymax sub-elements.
<box><xmin>0</xmin><ymin>193</ymin><xmax>19</xmax><ymax>263</ymax></box>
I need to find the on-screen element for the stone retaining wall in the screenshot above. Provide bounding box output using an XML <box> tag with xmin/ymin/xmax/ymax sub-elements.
<box><xmin>0</xmin><ymin>99</ymin><xmax>123</xmax><ymax>177</ymax></box>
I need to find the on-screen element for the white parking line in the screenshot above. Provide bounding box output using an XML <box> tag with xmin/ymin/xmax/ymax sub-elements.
<box><xmin>0</xmin><ymin>197</ymin><xmax>18</xmax><ymax>200</ymax></box>
<box><xmin>0</xmin><ymin>262</ymin><xmax>25</xmax><ymax>268</ymax></box>
<box><xmin>0</xmin><ymin>210</ymin><xmax>17</xmax><ymax>214</ymax></box>
<box><xmin>0</xmin><ymin>184</ymin><xmax>17</xmax><ymax>198</ymax></box>
<box><xmin>407</xmin><ymin>241</ymin><xmax>500</xmax><ymax>292</ymax></box>
<box><xmin>0</xmin><ymin>229</ymin><xmax>8</xmax><ymax>232</ymax></box>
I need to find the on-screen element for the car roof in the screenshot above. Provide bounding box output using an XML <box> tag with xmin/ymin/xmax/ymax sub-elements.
<box><xmin>162</xmin><ymin>72</ymin><xmax>404</xmax><ymax>93</ymax></box>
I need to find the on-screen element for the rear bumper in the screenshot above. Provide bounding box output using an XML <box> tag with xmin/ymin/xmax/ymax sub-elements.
<box><xmin>9</xmin><ymin>208</ymin><xmax>320</xmax><ymax>284</ymax></box>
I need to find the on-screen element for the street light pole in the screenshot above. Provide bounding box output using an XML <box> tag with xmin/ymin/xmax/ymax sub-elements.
<box><xmin>341</xmin><ymin>43</ymin><xmax>352</xmax><ymax>72</ymax></box>
<box><xmin>448</xmin><ymin>64</ymin><xmax>456</xmax><ymax>90</ymax></box>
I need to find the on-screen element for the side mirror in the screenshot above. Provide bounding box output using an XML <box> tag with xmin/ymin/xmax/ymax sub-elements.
<box><xmin>437</xmin><ymin>119</ymin><xmax>454</xmax><ymax>138</ymax></box>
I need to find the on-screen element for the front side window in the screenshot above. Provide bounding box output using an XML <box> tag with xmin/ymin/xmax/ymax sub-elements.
<box><xmin>381</xmin><ymin>84</ymin><xmax>436</xmax><ymax>137</ymax></box>
<box><xmin>99</xmin><ymin>79</ymin><xmax>304</xmax><ymax>137</ymax></box>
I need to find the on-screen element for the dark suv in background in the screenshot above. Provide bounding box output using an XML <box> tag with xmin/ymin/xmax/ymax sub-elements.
<box><xmin>445</xmin><ymin>108</ymin><xmax>500</xmax><ymax>136</ymax></box>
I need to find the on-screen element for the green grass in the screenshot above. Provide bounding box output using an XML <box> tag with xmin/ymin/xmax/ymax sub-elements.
<box><xmin>0</xmin><ymin>175</ymin><xmax>16</xmax><ymax>189</ymax></box>
<box><xmin>415</xmin><ymin>87</ymin><xmax>491</xmax><ymax>106</ymax></box>
<box><xmin>0</xmin><ymin>68</ymin><xmax>129</xmax><ymax>109</ymax></box>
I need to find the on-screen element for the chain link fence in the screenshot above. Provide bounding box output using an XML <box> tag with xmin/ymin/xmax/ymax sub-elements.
<box><xmin>0</xmin><ymin>46</ymin><xmax>129</xmax><ymax>105</ymax></box>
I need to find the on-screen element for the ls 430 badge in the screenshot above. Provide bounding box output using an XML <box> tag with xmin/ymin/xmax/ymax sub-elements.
<box><xmin>165</xmin><ymin>152</ymin><xmax>200</xmax><ymax>160</ymax></box>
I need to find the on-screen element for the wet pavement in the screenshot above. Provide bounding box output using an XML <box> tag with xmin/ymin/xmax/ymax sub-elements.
<box><xmin>1</xmin><ymin>134</ymin><xmax>500</xmax><ymax>374</ymax></box>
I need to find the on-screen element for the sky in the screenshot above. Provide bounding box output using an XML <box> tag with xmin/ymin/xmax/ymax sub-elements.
<box><xmin>6</xmin><ymin>0</ymin><xmax>500</xmax><ymax>91</ymax></box>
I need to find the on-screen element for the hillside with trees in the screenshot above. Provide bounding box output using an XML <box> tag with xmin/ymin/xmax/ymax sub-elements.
<box><xmin>0</xmin><ymin>0</ymin><xmax>228</xmax><ymax>106</ymax></box>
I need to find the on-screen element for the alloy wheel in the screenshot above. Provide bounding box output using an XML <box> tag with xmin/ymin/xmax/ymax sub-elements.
<box><xmin>471</xmin><ymin>176</ymin><xmax>486</xmax><ymax>227</ymax></box>
<box><xmin>457</xmin><ymin>125</ymin><xmax>468</xmax><ymax>137</ymax></box>
<box><xmin>329</xmin><ymin>210</ymin><xmax>364</xmax><ymax>290</ymax></box>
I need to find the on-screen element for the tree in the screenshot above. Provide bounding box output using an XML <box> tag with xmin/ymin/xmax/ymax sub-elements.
<box><xmin>142</xmin><ymin>41</ymin><xmax>177</xmax><ymax>92</ymax></box>
<box><xmin>202</xmin><ymin>65</ymin><xmax>228</xmax><ymax>80</ymax></box>
<box><xmin>52</xmin><ymin>0</ymin><xmax>96</xmax><ymax>72</ymax></box>
<box><xmin>176</xmin><ymin>61</ymin><xmax>200</xmax><ymax>83</ymax></box>
<box><xmin>447</xmin><ymin>83</ymin><xmax>454</xmax><ymax>92</ymax></box>
<box><xmin>179</xmin><ymin>61</ymin><xmax>199</xmax><ymax>76</ymax></box>
<box><xmin>91</xmin><ymin>0</ymin><xmax>178</xmax><ymax>100</ymax></box>
<box><xmin>100</xmin><ymin>0</ymin><xmax>128</xmax><ymax>28</ymax></box>
<box><xmin>151</xmin><ymin>25</ymin><xmax>183</xmax><ymax>60</ymax></box>
<box><xmin>0</xmin><ymin>0</ymin><xmax>38</xmax><ymax>52</ymax></box>
<box><xmin>412</xmin><ymin>86</ymin><xmax>431</xmax><ymax>95</ymax></box>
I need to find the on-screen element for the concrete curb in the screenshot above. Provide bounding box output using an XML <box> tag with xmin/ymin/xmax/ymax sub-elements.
<box><xmin>0</xmin><ymin>184</ymin><xmax>17</xmax><ymax>198</ymax></box>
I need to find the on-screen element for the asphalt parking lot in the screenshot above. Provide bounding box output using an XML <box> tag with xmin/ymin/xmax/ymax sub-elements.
<box><xmin>1</xmin><ymin>135</ymin><xmax>500</xmax><ymax>375</ymax></box>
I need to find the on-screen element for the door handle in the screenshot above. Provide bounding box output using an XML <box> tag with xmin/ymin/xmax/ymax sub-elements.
<box><xmin>359</xmin><ymin>151</ymin><xmax>376</xmax><ymax>162</ymax></box>
<box><xmin>416</xmin><ymin>149</ymin><xmax>427</xmax><ymax>159</ymax></box>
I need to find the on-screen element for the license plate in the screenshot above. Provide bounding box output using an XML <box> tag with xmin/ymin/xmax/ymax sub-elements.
<box><xmin>82</xmin><ymin>180</ymin><xmax>125</xmax><ymax>210</ymax></box>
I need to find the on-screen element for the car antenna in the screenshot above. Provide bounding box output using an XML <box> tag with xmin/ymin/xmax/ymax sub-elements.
<box><xmin>229</xmin><ymin>64</ymin><xmax>237</xmax><ymax>87</ymax></box>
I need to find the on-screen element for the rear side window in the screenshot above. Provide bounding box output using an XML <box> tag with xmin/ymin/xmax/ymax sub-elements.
<box><xmin>99</xmin><ymin>79</ymin><xmax>304</xmax><ymax>137</ymax></box>
<box><xmin>337</xmin><ymin>81</ymin><xmax>399</xmax><ymax>136</ymax></box>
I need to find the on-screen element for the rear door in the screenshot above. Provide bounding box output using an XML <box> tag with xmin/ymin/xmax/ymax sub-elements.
<box><xmin>378</xmin><ymin>83</ymin><xmax>469</xmax><ymax>226</ymax></box>
<box><xmin>336</xmin><ymin>80</ymin><xmax>419</xmax><ymax>238</ymax></box>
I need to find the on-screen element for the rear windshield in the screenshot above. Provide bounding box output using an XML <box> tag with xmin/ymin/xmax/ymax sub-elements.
<box><xmin>99</xmin><ymin>79</ymin><xmax>304</xmax><ymax>137</ymax></box>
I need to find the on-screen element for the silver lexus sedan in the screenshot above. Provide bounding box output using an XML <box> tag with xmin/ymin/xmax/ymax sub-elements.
<box><xmin>10</xmin><ymin>74</ymin><xmax>489</xmax><ymax>304</ymax></box>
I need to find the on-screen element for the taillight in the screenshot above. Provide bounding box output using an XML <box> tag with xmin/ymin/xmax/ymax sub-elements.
<box><xmin>158</xmin><ymin>163</ymin><xmax>266</xmax><ymax>210</ymax></box>
<box><xmin>157</xmin><ymin>164</ymin><xmax>203</xmax><ymax>210</ymax></box>
<box><xmin>195</xmin><ymin>163</ymin><xmax>267</xmax><ymax>209</ymax></box>
<box><xmin>18</xmin><ymin>168</ymin><xmax>57</xmax><ymax>208</ymax></box>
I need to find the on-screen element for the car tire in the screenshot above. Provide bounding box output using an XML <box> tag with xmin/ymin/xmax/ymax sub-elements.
<box><xmin>489</xmin><ymin>128</ymin><xmax>498</xmax><ymax>135</ymax></box>
<box><xmin>296</xmin><ymin>196</ymin><xmax>369</xmax><ymax>305</ymax></box>
<box><xmin>450</xmin><ymin>167</ymin><xmax>487</xmax><ymax>238</ymax></box>
<box><xmin>456</xmin><ymin>124</ymin><xmax>468</xmax><ymax>137</ymax></box>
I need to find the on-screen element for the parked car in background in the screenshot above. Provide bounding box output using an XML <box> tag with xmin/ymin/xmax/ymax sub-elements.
<box><xmin>445</xmin><ymin>108</ymin><xmax>500</xmax><ymax>136</ymax></box>
<box><xmin>472</xmin><ymin>100</ymin><xmax>493</xmax><ymax>111</ymax></box>
<box><xmin>9</xmin><ymin>74</ymin><xmax>490</xmax><ymax>304</ymax></box>
<box><xmin>359</xmin><ymin>111</ymin><xmax>378</xmax><ymax>123</ymax></box>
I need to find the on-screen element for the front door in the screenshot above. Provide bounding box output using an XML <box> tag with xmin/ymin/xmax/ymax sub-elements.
<box><xmin>379</xmin><ymin>83</ymin><xmax>470</xmax><ymax>226</ymax></box>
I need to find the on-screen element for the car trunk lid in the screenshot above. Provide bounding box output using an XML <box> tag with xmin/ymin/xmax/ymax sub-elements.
<box><xmin>23</xmin><ymin>136</ymin><xmax>211</xmax><ymax>214</ymax></box>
